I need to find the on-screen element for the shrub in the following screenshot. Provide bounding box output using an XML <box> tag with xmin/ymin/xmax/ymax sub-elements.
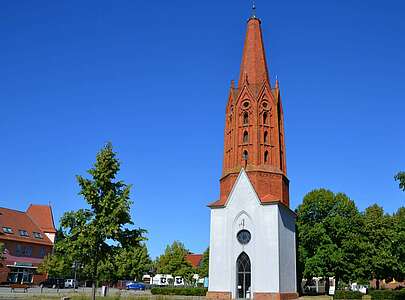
<box><xmin>151</xmin><ymin>287</ymin><xmax>208</xmax><ymax>296</ymax></box>
<box><xmin>369</xmin><ymin>289</ymin><xmax>405</xmax><ymax>300</ymax></box>
<box><xmin>334</xmin><ymin>290</ymin><xmax>363</xmax><ymax>299</ymax></box>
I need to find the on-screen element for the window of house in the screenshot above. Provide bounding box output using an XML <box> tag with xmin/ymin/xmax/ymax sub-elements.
<box><xmin>39</xmin><ymin>247</ymin><xmax>46</xmax><ymax>258</ymax></box>
<box><xmin>243</xmin><ymin>112</ymin><xmax>249</xmax><ymax>125</ymax></box>
<box><xmin>19</xmin><ymin>230</ymin><xmax>29</xmax><ymax>237</ymax></box>
<box><xmin>33</xmin><ymin>232</ymin><xmax>43</xmax><ymax>239</ymax></box>
<box><xmin>24</xmin><ymin>246</ymin><xmax>33</xmax><ymax>257</ymax></box>
<box><xmin>243</xmin><ymin>131</ymin><xmax>249</xmax><ymax>143</ymax></box>
<box><xmin>16</xmin><ymin>244</ymin><xmax>22</xmax><ymax>256</ymax></box>
<box><xmin>2</xmin><ymin>227</ymin><xmax>13</xmax><ymax>234</ymax></box>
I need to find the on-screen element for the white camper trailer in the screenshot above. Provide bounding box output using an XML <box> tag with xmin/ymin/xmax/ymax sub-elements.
<box><xmin>174</xmin><ymin>276</ymin><xmax>184</xmax><ymax>286</ymax></box>
<box><xmin>152</xmin><ymin>274</ymin><xmax>173</xmax><ymax>286</ymax></box>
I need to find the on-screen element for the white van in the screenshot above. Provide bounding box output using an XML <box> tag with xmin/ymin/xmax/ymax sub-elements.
<box><xmin>64</xmin><ymin>279</ymin><xmax>77</xmax><ymax>288</ymax></box>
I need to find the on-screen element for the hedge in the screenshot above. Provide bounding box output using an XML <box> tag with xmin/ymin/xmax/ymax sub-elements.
<box><xmin>334</xmin><ymin>290</ymin><xmax>363</xmax><ymax>299</ymax></box>
<box><xmin>369</xmin><ymin>289</ymin><xmax>405</xmax><ymax>300</ymax></box>
<box><xmin>151</xmin><ymin>287</ymin><xmax>208</xmax><ymax>296</ymax></box>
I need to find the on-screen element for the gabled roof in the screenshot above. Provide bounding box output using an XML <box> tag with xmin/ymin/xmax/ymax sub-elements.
<box><xmin>210</xmin><ymin>168</ymin><xmax>261</xmax><ymax>208</ymax></box>
<box><xmin>209</xmin><ymin>169</ymin><xmax>295</xmax><ymax>215</ymax></box>
<box><xmin>26</xmin><ymin>204</ymin><xmax>56</xmax><ymax>233</ymax></box>
<box><xmin>0</xmin><ymin>207</ymin><xmax>54</xmax><ymax>246</ymax></box>
<box><xmin>186</xmin><ymin>254</ymin><xmax>203</xmax><ymax>268</ymax></box>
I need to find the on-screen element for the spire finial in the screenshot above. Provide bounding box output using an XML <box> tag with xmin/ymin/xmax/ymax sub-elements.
<box><xmin>251</xmin><ymin>1</ymin><xmax>257</xmax><ymax>19</ymax></box>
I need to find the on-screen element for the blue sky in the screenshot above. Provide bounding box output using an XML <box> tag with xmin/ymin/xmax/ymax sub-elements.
<box><xmin>1</xmin><ymin>1</ymin><xmax>404</xmax><ymax>258</ymax></box>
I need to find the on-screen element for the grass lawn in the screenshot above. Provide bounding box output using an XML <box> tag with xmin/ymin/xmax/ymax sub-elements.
<box><xmin>300</xmin><ymin>296</ymin><xmax>333</xmax><ymax>300</ymax></box>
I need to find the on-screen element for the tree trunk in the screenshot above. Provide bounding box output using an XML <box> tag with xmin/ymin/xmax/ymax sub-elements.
<box><xmin>92</xmin><ymin>250</ymin><xmax>98</xmax><ymax>300</ymax></box>
<box><xmin>325</xmin><ymin>276</ymin><xmax>330</xmax><ymax>295</ymax></box>
<box><xmin>92</xmin><ymin>281</ymin><xmax>96</xmax><ymax>300</ymax></box>
<box><xmin>335</xmin><ymin>276</ymin><xmax>339</xmax><ymax>294</ymax></box>
<box><xmin>376</xmin><ymin>279</ymin><xmax>380</xmax><ymax>290</ymax></box>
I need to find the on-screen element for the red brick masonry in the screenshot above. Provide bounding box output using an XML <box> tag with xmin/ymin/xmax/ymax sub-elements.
<box><xmin>206</xmin><ymin>291</ymin><xmax>232</xmax><ymax>300</ymax></box>
<box><xmin>209</xmin><ymin>17</ymin><xmax>289</xmax><ymax>208</ymax></box>
<box><xmin>254</xmin><ymin>292</ymin><xmax>299</xmax><ymax>300</ymax></box>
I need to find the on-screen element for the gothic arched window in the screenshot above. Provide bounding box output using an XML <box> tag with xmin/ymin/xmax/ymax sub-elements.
<box><xmin>243</xmin><ymin>131</ymin><xmax>249</xmax><ymax>144</ymax></box>
<box><xmin>264</xmin><ymin>131</ymin><xmax>268</xmax><ymax>144</ymax></box>
<box><xmin>243</xmin><ymin>150</ymin><xmax>249</xmax><ymax>161</ymax></box>
<box><xmin>236</xmin><ymin>252</ymin><xmax>251</xmax><ymax>299</ymax></box>
<box><xmin>264</xmin><ymin>151</ymin><xmax>269</xmax><ymax>163</ymax></box>
<box><xmin>243</xmin><ymin>112</ymin><xmax>249</xmax><ymax>125</ymax></box>
<box><xmin>263</xmin><ymin>112</ymin><xmax>268</xmax><ymax>124</ymax></box>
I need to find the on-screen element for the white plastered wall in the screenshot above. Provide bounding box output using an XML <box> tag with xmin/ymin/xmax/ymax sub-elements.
<box><xmin>208</xmin><ymin>169</ymin><xmax>297</xmax><ymax>297</ymax></box>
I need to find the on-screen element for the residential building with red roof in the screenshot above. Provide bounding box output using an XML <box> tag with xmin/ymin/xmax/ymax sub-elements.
<box><xmin>186</xmin><ymin>254</ymin><xmax>203</xmax><ymax>269</ymax></box>
<box><xmin>0</xmin><ymin>205</ymin><xmax>56</xmax><ymax>284</ymax></box>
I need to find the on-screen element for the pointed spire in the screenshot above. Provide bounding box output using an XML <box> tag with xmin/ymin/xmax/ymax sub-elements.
<box><xmin>238</xmin><ymin>7</ymin><xmax>269</xmax><ymax>88</ymax></box>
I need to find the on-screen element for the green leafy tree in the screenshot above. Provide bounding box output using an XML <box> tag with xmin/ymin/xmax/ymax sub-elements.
<box><xmin>97</xmin><ymin>254</ymin><xmax>117</xmax><ymax>284</ymax></box>
<box><xmin>296</xmin><ymin>189</ymin><xmax>363</xmax><ymax>292</ymax></box>
<box><xmin>156</xmin><ymin>241</ymin><xmax>195</xmax><ymax>283</ymax></box>
<box><xmin>37</xmin><ymin>227</ymin><xmax>73</xmax><ymax>278</ymax></box>
<box><xmin>58</xmin><ymin>143</ymin><xmax>145</xmax><ymax>300</ymax></box>
<box><xmin>197</xmin><ymin>248</ymin><xmax>209</xmax><ymax>278</ymax></box>
<box><xmin>0</xmin><ymin>243</ymin><xmax>5</xmax><ymax>267</ymax></box>
<box><xmin>395</xmin><ymin>172</ymin><xmax>405</xmax><ymax>191</ymax></box>
<box><xmin>361</xmin><ymin>204</ymin><xmax>397</xmax><ymax>289</ymax></box>
<box><xmin>116</xmin><ymin>244</ymin><xmax>151</xmax><ymax>281</ymax></box>
<box><xmin>37</xmin><ymin>254</ymin><xmax>72</xmax><ymax>278</ymax></box>
<box><xmin>392</xmin><ymin>207</ymin><xmax>405</xmax><ymax>281</ymax></box>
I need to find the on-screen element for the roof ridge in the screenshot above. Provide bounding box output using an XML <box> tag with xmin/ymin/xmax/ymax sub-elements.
<box><xmin>26</xmin><ymin>204</ymin><xmax>57</xmax><ymax>233</ymax></box>
<box><xmin>0</xmin><ymin>207</ymin><xmax>27</xmax><ymax>214</ymax></box>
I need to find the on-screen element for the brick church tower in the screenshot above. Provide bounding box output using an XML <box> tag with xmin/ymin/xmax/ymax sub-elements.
<box><xmin>209</xmin><ymin>9</ymin><xmax>289</xmax><ymax>209</ymax></box>
<box><xmin>207</xmin><ymin>6</ymin><xmax>298</xmax><ymax>300</ymax></box>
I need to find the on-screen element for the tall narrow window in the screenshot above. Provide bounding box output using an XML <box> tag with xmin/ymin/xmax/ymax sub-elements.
<box><xmin>243</xmin><ymin>112</ymin><xmax>249</xmax><ymax>125</ymax></box>
<box><xmin>243</xmin><ymin>131</ymin><xmax>249</xmax><ymax>144</ymax></box>
<box><xmin>264</xmin><ymin>151</ymin><xmax>269</xmax><ymax>163</ymax></box>
<box><xmin>263</xmin><ymin>112</ymin><xmax>268</xmax><ymax>124</ymax></box>
<box><xmin>39</xmin><ymin>247</ymin><xmax>46</xmax><ymax>258</ymax></box>
<box><xmin>243</xmin><ymin>150</ymin><xmax>249</xmax><ymax>161</ymax></box>
<box><xmin>264</xmin><ymin>131</ymin><xmax>268</xmax><ymax>144</ymax></box>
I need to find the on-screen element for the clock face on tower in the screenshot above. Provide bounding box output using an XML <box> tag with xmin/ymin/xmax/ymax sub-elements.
<box><xmin>237</xmin><ymin>229</ymin><xmax>251</xmax><ymax>245</ymax></box>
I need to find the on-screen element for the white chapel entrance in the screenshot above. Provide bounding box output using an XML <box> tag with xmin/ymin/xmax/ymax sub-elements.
<box><xmin>236</xmin><ymin>252</ymin><xmax>251</xmax><ymax>299</ymax></box>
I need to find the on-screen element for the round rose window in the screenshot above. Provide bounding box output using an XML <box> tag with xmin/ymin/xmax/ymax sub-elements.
<box><xmin>237</xmin><ymin>229</ymin><xmax>251</xmax><ymax>245</ymax></box>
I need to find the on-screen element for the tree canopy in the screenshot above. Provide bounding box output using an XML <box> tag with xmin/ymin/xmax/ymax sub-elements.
<box><xmin>0</xmin><ymin>243</ymin><xmax>5</xmax><ymax>267</ymax></box>
<box><xmin>115</xmin><ymin>244</ymin><xmax>152</xmax><ymax>281</ymax></box>
<box><xmin>297</xmin><ymin>185</ymin><xmax>405</xmax><ymax>292</ymax></box>
<box><xmin>360</xmin><ymin>204</ymin><xmax>398</xmax><ymax>287</ymax></box>
<box><xmin>155</xmin><ymin>241</ymin><xmax>195</xmax><ymax>282</ymax></box>
<box><xmin>296</xmin><ymin>189</ymin><xmax>363</xmax><ymax>291</ymax></box>
<box><xmin>395</xmin><ymin>172</ymin><xmax>405</xmax><ymax>191</ymax></box>
<box><xmin>197</xmin><ymin>248</ymin><xmax>209</xmax><ymax>278</ymax></box>
<box><xmin>57</xmin><ymin>143</ymin><xmax>146</xmax><ymax>300</ymax></box>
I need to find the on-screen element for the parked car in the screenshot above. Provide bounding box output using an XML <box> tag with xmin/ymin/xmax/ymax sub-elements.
<box><xmin>64</xmin><ymin>279</ymin><xmax>78</xmax><ymax>288</ymax></box>
<box><xmin>126</xmin><ymin>282</ymin><xmax>146</xmax><ymax>290</ymax></box>
<box><xmin>39</xmin><ymin>278</ymin><xmax>65</xmax><ymax>289</ymax></box>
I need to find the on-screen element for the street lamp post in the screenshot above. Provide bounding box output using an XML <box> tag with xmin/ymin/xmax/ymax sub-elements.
<box><xmin>73</xmin><ymin>261</ymin><xmax>78</xmax><ymax>292</ymax></box>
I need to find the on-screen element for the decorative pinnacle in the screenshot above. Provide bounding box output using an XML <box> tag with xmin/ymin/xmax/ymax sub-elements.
<box><xmin>251</xmin><ymin>1</ymin><xmax>257</xmax><ymax>19</ymax></box>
